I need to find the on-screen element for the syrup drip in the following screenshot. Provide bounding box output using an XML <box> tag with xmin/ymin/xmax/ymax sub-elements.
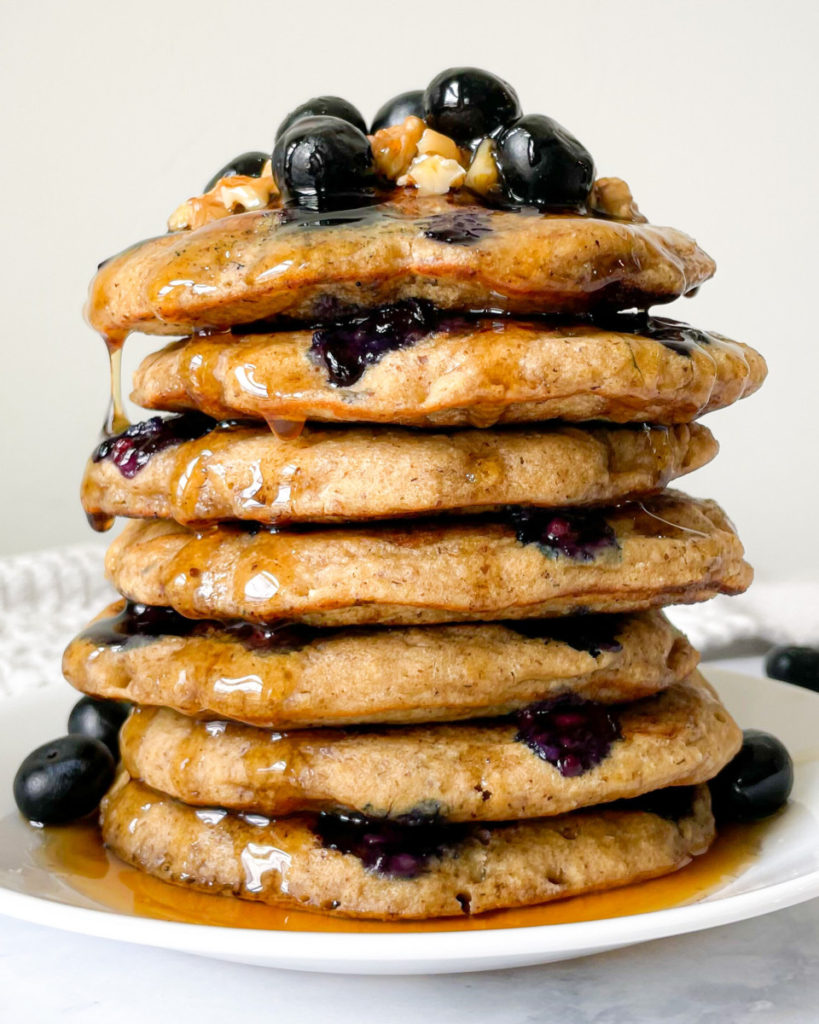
<box><xmin>103</xmin><ymin>336</ymin><xmax>130</xmax><ymax>437</ymax></box>
<box><xmin>264</xmin><ymin>417</ymin><xmax>306</xmax><ymax>440</ymax></box>
<box><xmin>1</xmin><ymin>813</ymin><xmax>770</xmax><ymax>934</ymax></box>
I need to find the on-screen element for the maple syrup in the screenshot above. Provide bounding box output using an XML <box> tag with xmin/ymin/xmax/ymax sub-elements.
<box><xmin>1</xmin><ymin>811</ymin><xmax>768</xmax><ymax>934</ymax></box>
<box><xmin>103</xmin><ymin>335</ymin><xmax>130</xmax><ymax>437</ymax></box>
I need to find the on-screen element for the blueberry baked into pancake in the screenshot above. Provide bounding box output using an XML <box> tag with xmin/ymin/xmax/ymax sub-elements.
<box><xmin>15</xmin><ymin>66</ymin><xmax>791</xmax><ymax>922</ymax></box>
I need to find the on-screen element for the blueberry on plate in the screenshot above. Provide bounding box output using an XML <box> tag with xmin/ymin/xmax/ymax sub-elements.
<box><xmin>423</xmin><ymin>67</ymin><xmax>521</xmax><ymax>146</ymax></box>
<box><xmin>68</xmin><ymin>696</ymin><xmax>130</xmax><ymax>759</ymax></box>
<box><xmin>765</xmin><ymin>645</ymin><xmax>819</xmax><ymax>692</ymax></box>
<box><xmin>495</xmin><ymin>114</ymin><xmax>595</xmax><ymax>211</ymax></box>
<box><xmin>370</xmin><ymin>89</ymin><xmax>424</xmax><ymax>133</ymax></box>
<box><xmin>272</xmin><ymin>115</ymin><xmax>375</xmax><ymax>211</ymax></box>
<box><xmin>275</xmin><ymin>96</ymin><xmax>367</xmax><ymax>141</ymax></box>
<box><xmin>709</xmin><ymin>729</ymin><xmax>794</xmax><ymax>823</ymax></box>
<box><xmin>203</xmin><ymin>151</ymin><xmax>269</xmax><ymax>192</ymax></box>
<box><xmin>13</xmin><ymin>736</ymin><xmax>115</xmax><ymax>825</ymax></box>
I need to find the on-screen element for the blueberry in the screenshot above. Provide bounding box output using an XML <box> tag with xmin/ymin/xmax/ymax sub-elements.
<box><xmin>275</xmin><ymin>96</ymin><xmax>367</xmax><ymax>141</ymax></box>
<box><xmin>272</xmin><ymin>115</ymin><xmax>375</xmax><ymax>211</ymax></box>
<box><xmin>92</xmin><ymin>413</ymin><xmax>214</xmax><ymax>479</ymax></box>
<box><xmin>314</xmin><ymin>809</ymin><xmax>465</xmax><ymax>878</ymax></box>
<box><xmin>203</xmin><ymin>151</ymin><xmax>269</xmax><ymax>192</ymax></box>
<box><xmin>495</xmin><ymin>114</ymin><xmax>595</xmax><ymax>211</ymax></box>
<box><xmin>423</xmin><ymin>67</ymin><xmax>521</xmax><ymax>146</ymax></box>
<box><xmin>13</xmin><ymin>736</ymin><xmax>115</xmax><ymax>825</ymax></box>
<box><xmin>765</xmin><ymin>646</ymin><xmax>819</xmax><ymax>692</ymax></box>
<box><xmin>515</xmin><ymin>695</ymin><xmax>621</xmax><ymax>777</ymax></box>
<box><xmin>506</xmin><ymin>506</ymin><xmax>617</xmax><ymax>561</ymax></box>
<box><xmin>67</xmin><ymin>696</ymin><xmax>130</xmax><ymax>759</ymax></box>
<box><xmin>310</xmin><ymin>299</ymin><xmax>438</xmax><ymax>386</ymax></box>
<box><xmin>709</xmin><ymin>730</ymin><xmax>794</xmax><ymax>823</ymax></box>
<box><xmin>370</xmin><ymin>89</ymin><xmax>424</xmax><ymax>133</ymax></box>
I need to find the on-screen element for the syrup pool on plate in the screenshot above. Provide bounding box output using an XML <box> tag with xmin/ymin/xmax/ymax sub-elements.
<box><xmin>0</xmin><ymin>811</ymin><xmax>771</xmax><ymax>934</ymax></box>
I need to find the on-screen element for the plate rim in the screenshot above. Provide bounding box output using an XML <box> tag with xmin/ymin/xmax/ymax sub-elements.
<box><xmin>2</xmin><ymin>667</ymin><xmax>819</xmax><ymax>972</ymax></box>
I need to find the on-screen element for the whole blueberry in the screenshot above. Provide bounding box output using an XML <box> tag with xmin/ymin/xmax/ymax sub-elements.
<box><xmin>272</xmin><ymin>115</ymin><xmax>375</xmax><ymax>210</ymax></box>
<box><xmin>275</xmin><ymin>96</ymin><xmax>367</xmax><ymax>141</ymax></box>
<box><xmin>13</xmin><ymin>736</ymin><xmax>115</xmax><ymax>825</ymax></box>
<box><xmin>495</xmin><ymin>114</ymin><xmax>595</xmax><ymax>211</ymax></box>
<box><xmin>709</xmin><ymin>730</ymin><xmax>794</xmax><ymax>823</ymax></box>
<box><xmin>370</xmin><ymin>89</ymin><xmax>424</xmax><ymax>133</ymax></box>
<box><xmin>204</xmin><ymin>151</ymin><xmax>269</xmax><ymax>192</ymax></box>
<box><xmin>68</xmin><ymin>696</ymin><xmax>130</xmax><ymax>759</ymax></box>
<box><xmin>765</xmin><ymin>646</ymin><xmax>819</xmax><ymax>692</ymax></box>
<box><xmin>423</xmin><ymin>67</ymin><xmax>521</xmax><ymax>146</ymax></box>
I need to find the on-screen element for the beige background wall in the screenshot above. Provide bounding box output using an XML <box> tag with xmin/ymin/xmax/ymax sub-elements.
<box><xmin>1</xmin><ymin>0</ymin><xmax>817</xmax><ymax>580</ymax></box>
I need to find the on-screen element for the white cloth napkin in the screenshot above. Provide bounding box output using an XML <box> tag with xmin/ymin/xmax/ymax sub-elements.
<box><xmin>0</xmin><ymin>543</ymin><xmax>817</xmax><ymax>700</ymax></box>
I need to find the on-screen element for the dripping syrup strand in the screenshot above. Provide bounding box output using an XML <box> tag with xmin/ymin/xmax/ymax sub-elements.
<box><xmin>103</xmin><ymin>335</ymin><xmax>130</xmax><ymax>437</ymax></box>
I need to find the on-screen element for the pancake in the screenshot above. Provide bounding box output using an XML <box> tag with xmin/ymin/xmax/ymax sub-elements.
<box><xmin>87</xmin><ymin>193</ymin><xmax>715</xmax><ymax>338</ymax></box>
<box><xmin>103</xmin><ymin>491</ymin><xmax>752</xmax><ymax>626</ymax></box>
<box><xmin>63</xmin><ymin>604</ymin><xmax>696</xmax><ymax>727</ymax></box>
<box><xmin>118</xmin><ymin>673</ymin><xmax>740</xmax><ymax>821</ymax></box>
<box><xmin>131</xmin><ymin>316</ymin><xmax>765</xmax><ymax>428</ymax></box>
<box><xmin>101</xmin><ymin>775</ymin><xmax>716</xmax><ymax>919</ymax></box>
<box><xmin>82</xmin><ymin>419</ymin><xmax>717</xmax><ymax>526</ymax></box>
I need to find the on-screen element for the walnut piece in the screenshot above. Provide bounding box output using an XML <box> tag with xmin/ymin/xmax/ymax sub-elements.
<box><xmin>397</xmin><ymin>154</ymin><xmax>466</xmax><ymax>195</ymax></box>
<box><xmin>588</xmin><ymin>177</ymin><xmax>647</xmax><ymax>222</ymax></box>
<box><xmin>370</xmin><ymin>116</ymin><xmax>426</xmax><ymax>180</ymax></box>
<box><xmin>464</xmin><ymin>138</ymin><xmax>500</xmax><ymax>197</ymax></box>
<box><xmin>168</xmin><ymin>171</ymin><xmax>279</xmax><ymax>231</ymax></box>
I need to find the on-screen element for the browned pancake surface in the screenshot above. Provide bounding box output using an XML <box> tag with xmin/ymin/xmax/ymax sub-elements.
<box><xmin>89</xmin><ymin>194</ymin><xmax>715</xmax><ymax>337</ymax></box>
<box><xmin>102</xmin><ymin>776</ymin><xmax>715</xmax><ymax>920</ymax></box>
<box><xmin>64</xmin><ymin>605</ymin><xmax>696</xmax><ymax>726</ymax></box>
<box><xmin>82</xmin><ymin>421</ymin><xmax>717</xmax><ymax>526</ymax></box>
<box><xmin>132</xmin><ymin>322</ymin><xmax>764</xmax><ymax>428</ymax></box>
<box><xmin>103</xmin><ymin>491</ymin><xmax>752</xmax><ymax>626</ymax></box>
<box><xmin>119</xmin><ymin>673</ymin><xmax>740</xmax><ymax>821</ymax></box>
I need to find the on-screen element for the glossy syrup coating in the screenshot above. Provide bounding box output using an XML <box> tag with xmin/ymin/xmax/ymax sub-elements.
<box><xmin>102</xmin><ymin>492</ymin><xmax>752</xmax><ymax>627</ymax></box>
<box><xmin>131</xmin><ymin>315</ymin><xmax>764</xmax><ymax>430</ymax></box>
<box><xmin>64</xmin><ymin>604</ymin><xmax>697</xmax><ymax>728</ymax></box>
<box><xmin>87</xmin><ymin>192</ymin><xmax>718</xmax><ymax>336</ymax></box>
<box><xmin>101</xmin><ymin>775</ymin><xmax>717</xmax><ymax>918</ymax></box>
<box><xmin>80</xmin><ymin>417</ymin><xmax>718</xmax><ymax>528</ymax></box>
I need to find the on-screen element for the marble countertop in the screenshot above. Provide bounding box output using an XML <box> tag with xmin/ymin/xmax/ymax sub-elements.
<box><xmin>2</xmin><ymin>655</ymin><xmax>817</xmax><ymax>1024</ymax></box>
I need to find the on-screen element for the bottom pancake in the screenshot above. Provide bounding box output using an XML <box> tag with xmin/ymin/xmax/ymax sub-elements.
<box><xmin>102</xmin><ymin>776</ymin><xmax>715</xmax><ymax>920</ymax></box>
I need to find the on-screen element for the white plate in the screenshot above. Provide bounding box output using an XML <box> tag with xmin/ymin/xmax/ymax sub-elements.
<box><xmin>0</xmin><ymin>667</ymin><xmax>817</xmax><ymax>975</ymax></box>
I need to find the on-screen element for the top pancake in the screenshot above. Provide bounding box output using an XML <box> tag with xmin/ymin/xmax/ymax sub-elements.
<box><xmin>87</xmin><ymin>193</ymin><xmax>715</xmax><ymax>336</ymax></box>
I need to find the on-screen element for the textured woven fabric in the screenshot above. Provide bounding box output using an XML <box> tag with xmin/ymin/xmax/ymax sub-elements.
<box><xmin>0</xmin><ymin>543</ymin><xmax>816</xmax><ymax>700</ymax></box>
<box><xmin>0</xmin><ymin>544</ymin><xmax>113</xmax><ymax>698</ymax></box>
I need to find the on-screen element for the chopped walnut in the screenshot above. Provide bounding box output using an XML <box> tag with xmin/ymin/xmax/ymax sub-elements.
<box><xmin>464</xmin><ymin>138</ymin><xmax>500</xmax><ymax>197</ymax></box>
<box><xmin>370</xmin><ymin>116</ymin><xmax>425</xmax><ymax>180</ymax></box>
<box><xmin>168</xmin><ymin>172</ymin><xmax>279</xmax><ymax>231</ymax></box>
<box><xmin>397</xmin><ymin>154</ymin><xmax>466</xmax><ymax>195</ymax></box>
<box><xmin>415</xmin><ymin>127</ymin><xmax>462</xmax><ymax>163</ymax></box>
<box><xmin>588</xmin><ymin>177</ymin><xmax>647</xmax><ymax>222</ymax></box>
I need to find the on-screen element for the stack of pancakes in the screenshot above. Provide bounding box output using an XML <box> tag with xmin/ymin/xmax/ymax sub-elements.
<box><xmin>64</xmin><ymin>189</ymin><xmax>766</xmax><ymax>920</ymax></box>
